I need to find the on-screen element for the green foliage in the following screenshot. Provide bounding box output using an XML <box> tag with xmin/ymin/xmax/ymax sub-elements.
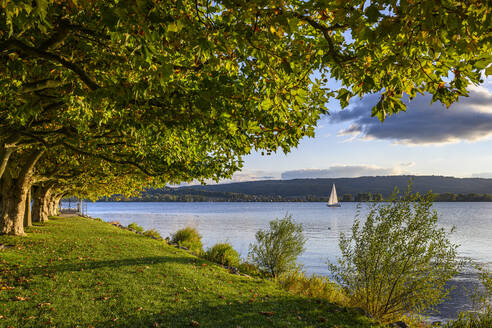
<box><xmin>238</xmin><ymin>262</ymin><xmax>261</xmax><ymax>277</ymax></box>
<box><xmin>128</xmin><ymin>222</ymin><xmax>144</xmax><ymax>233</ymax></box>
<box><xmin>443</xmin><ymin>311</ymin><xmax>492</xmax><ymax>328</ymax></box>
<box><xmin>205</xmin><ymin>243</ymin><xmax>240</xmax><ymax>267</ymax></box>
<box><xmin>0</xmin><ymin>216</ymin><xmax>381</xmax><ymax>328</ymax></box>
<box><xmin>278</xmin><ymin>269</ymin><xmax>348</xmax><ymax>306</ymax></box>
<box><xmin>143</xmin><ymin>228</ymin><xmax>163</xmax><ymax>240</ymax></box>
<box><xmin>249</xmin><ymin>215</ymin><xmax>306</xmax><ymax>278</ymax></box>
<box><xmin>329</xmin><ymin>186</ymin><xmax>461</xmax><ymax>323</ymax></box>
<box><xmin>171</xmin><ymin>227</ymin><xmax>203</xmax><ymax>254</ymax></box>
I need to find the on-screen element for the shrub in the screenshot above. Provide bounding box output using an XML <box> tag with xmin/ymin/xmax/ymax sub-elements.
<box><xmin>205</xmin><ymin>243</ymin><xmax>240</xmax><ymax>267</ymax></box>
<box><xmin>171</xmin><ymin>227</ymin><xmax>203</xmax><ymax>254</ymax></box>
<box><xmin>248</xmin><ymin>214</ymin><xmax>306</xmax><ymax>278</ymax></box>
<box><xmin>279</xmin><ymin>269</ymin><xmax>348</xmax><ymax>305</ymax></box>
<box><xmin>238</xmin><ymin>262</ymin><xmax>261</xmax><ymax>276</ymax></box>
<box><xmin>329</xmin><ymin>185</ymin><xmax>462</xmax><ymax>323</ymax></box>
<box><xmin>143</xmin><ymin>229</ymin><xmax>162</xmax><ymax>240</ymax></box>
<box><xmin>443</xmin><ymin>311</ymin><xmax>492</xmax><ymax>328</ymax></box>
<box><xmin>128</xmin><ymin>222</ymin><xmax>144</xmax><ymax>233</ymax></box>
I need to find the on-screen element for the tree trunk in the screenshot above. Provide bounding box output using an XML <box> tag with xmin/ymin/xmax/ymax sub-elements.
<box><xmin>47</xmin><ymin>194</ymin><xmax>58</xmax><ymax>216</ymax></box>
<box><xmin>53</xmin><ymin>195</ymin><xmax>63</xmax><ymax>215</ymax></box>
<box><xmin>0</xmin><ymin>175</ymin><xmax>28</xmax><ymax>235</ymax></box>
<box><xmin>51</xmin><ymin>193</ymin><xmax>64</xmax><ymax>216</ymax></box>
<box><xmin>24</xmin><ymin>187</ymin><xmax>32</xmax><ymax>227</ymax></box>
<box><xmin>0</xmin><ymin>150</ymin><xmax>44</xmax><ymax>235</ymax></box>
<box><xmin>31</xmin><ymin>186</ymin><xmax>42</xmax><ymax>223</ymax></box>
<box><xmin>32</xmin><ymin>184</ymin><xmax>53</xmax><ymax>223</ymax></box>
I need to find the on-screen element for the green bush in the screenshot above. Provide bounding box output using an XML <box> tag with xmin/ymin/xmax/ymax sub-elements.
<box><xmin>443</xmin><ymin>311</ymin><xmax>492</xmax><ymax>328</ymax></box>
<box><xmin>143</xmin><ymin>229</ymin><xmax>162</xmax><ymax>240</ymax></box>
<box><xmin>279</xmin><ymin>269</ymin><xmax>348</xmax><ymax>305</ymax></box>
<box><xmin>238</xmin><ymin>262</ymin><xmax>261</xmax><ymax>276</ymax></box>
<box><xmin>248</xmin><ymin>214</ymin><xmax>306</xmax><ymax>278</ymax></box>
<box><xmin>329</xmin><ymin>185</ymin><xmax>462</xmax><ymax>323</ymax></box>
<box><xmin>128</xmin><ymin>222</ymin><xmax>144</xmax><ymax>233</ymax></box>
<box><xmin>205</xmin><ymin>243</ymin><xmax>240</xmax><ymax>267</ymax></box>
<box><xmin>171</xmin><ymin>227</ymin><xmax>203</xmax><ymax>254</ymax></box>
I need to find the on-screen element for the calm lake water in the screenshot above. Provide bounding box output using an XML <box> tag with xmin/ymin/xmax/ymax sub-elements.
<box><xmin>85</xmin><ymin>201</ymin><xmax>492</xmax><ymax>321</ymax></box>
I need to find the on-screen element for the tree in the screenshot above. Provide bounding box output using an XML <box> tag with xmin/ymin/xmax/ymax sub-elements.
<box><xmin>249</xmin><ymin>214</ymin><xmax>306</xmax><ymax>278</ymax></box>
<box><xmin>356</xmin><ymin>192</ymin><xmax>371</xmax><ymax>202</ymax></box>
<box><xmin>372</xmin><ymin>193</ymin><xmax>384</xmax><ymax>202</ymax></box>
<box><xmin>329</xmin><ymin>187</ymin><xmax>461</xmax><ymax>322</ymax></box>
<box><xmin>1</xmin><ymin>0</ymin><xmax>330</xmax><ymax>234</ymax></box>
<box><xmin>342</xmin><ymin>194</ymin><xmax>354</xmax><ymax>202</ymax></box>
<box><xmin>1</xmin><ymin>0</ymin><xmax>491</xmax><ymax>235</ymax></box>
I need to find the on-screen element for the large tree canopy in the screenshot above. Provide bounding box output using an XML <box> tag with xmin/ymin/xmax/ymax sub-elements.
<box><xmin>0</xmin><ymin>0</ymin><xmax>490</xmax><ymax>235</ymax></box>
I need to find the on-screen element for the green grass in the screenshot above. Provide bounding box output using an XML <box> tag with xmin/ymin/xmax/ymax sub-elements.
<box><xmin>0</xmin><ymin>216</ymin><xmax>380</xmax><ymax>327</ymax></box>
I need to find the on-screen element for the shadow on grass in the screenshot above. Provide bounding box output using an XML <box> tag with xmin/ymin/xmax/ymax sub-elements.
<box><xmin>94</xmin><ymin>297</ymin><xmax>372</xmax><ymax>328</ymax></box>
<box><xmin>17</xmin><ymin>256</ymin><xmax>201</xmax><ymax>277</ymax></box>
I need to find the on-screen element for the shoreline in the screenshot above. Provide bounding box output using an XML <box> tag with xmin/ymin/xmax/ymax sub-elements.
<box><xmin>84</xmin><ymin>201</ymin><xmax>492</xmax><ymax>323</ymax></box>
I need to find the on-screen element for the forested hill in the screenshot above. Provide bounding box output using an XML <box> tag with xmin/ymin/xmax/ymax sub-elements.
<box><xmin>180</xmin><ymin>175</ymin><xmax>492</xmax><ymax>199</ymax></box>
<box><xmin>100</xmin><ymin>175</ymin><xmax>492</xmax><ymax>202</ymax></box>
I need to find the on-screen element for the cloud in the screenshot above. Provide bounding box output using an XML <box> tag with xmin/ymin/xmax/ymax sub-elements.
<box><xmin>173</xmin><ymin>170</ymin><xmax>279</xmax><ymax>186</ymax></box>
<box><xmin>471</xmin><ymin>172</ymin><xmax>492</xmax><ymax>179</ymax></box>
<box><xmin>226</xmin><ymin>172</ymin><xmax>278</xmax><ymax>182</ymax></box>
<box><xmin>281</xmin><ymin>165</ymin><xmax>403</xmax><ymax>179</ymax></box>
<box><xmin>399</xmin><ymin>162</ymin><xmax>415</xmax><ymax>168</ymax></box>
<box><xmin>331</xmin><ymin>86</ymin><xmax>492</xmax><ymax>144</ymax></box>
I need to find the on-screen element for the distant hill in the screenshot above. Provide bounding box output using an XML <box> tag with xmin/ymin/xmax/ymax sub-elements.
<box><xmin>180</xmin><ymin>175</ymin><xmax>492</xmax><ymax>199</ymax></box>
<box><xmin>98</xmin><ymin>175</ymin><xmax>492</xmax><ymax>202</ymax></box>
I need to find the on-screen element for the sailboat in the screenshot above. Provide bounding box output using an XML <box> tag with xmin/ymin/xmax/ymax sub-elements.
<box><xmin>327</xmin><ymin>184</ymin><xmax>341</xmax><ymax>207</ymax></box>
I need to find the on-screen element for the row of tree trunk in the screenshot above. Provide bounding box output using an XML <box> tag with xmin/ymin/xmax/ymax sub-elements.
<box><xmin>1</xmin><ymin>183</ymin><xmax>63</xmax><ymax>235</ymax></box>
<box><xmin>0</xmin><ymin>148</ymin><xmax>65</xmax><ymax>236</ymax></box>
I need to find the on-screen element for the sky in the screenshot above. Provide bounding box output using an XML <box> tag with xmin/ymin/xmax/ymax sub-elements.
<box><xmin>223</xmin><ymin>76</ymin><xmax>492</xmax><ymax>183</ymax></box>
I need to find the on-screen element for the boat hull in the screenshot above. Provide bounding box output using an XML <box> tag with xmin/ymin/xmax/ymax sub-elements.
<box><xmin>327</xmin><ymin>204</ymin><xmax>341</xmax><ymax>207</ymax></box>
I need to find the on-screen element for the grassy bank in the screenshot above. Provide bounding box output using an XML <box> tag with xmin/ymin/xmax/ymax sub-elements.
<box><xmin>0</xmin><ymin>216</ymin><xmax>379</xmax><ymax>328</ymax></box>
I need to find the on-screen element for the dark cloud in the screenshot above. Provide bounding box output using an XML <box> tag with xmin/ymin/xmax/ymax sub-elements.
<box><xmin>331</xmin><ymin>87</ymin><xmax>492</xmax><ymax>144</ymax></box>
<box><xmin>281</xmin><ymin>165</ymin><xmax>398</xmax><ymax>179</ymax></box>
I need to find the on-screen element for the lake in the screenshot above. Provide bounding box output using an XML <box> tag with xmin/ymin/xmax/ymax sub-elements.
<box><xmin>85</xmin><ymin>201</ymin><xmax>492</xmax><ymax>321</ymax></box>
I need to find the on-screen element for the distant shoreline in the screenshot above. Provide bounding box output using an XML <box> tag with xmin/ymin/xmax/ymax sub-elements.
<box><xmin>94</xmin><ymin>175</ymin><xmax>492</xmax><ymax>203</ymax></box>
<box><xmin>94</xmin><ymin>199</ymin><xmax>492</xmax><ymax>203</ymax></box>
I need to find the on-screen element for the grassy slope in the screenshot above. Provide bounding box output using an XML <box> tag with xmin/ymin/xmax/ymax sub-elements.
<box><xmin>0</xmin><ymin>217</ymin><xmax>379</xmax><ymax>328</ymax></box>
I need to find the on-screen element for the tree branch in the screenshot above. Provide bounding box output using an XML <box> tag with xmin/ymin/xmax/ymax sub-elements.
<box><xmin>5</xmin><ymin>39</ymin><xmax>100</xmax><ymax>90</ymax></box>
<box><xmin>0</xmin><ymin>136</ymin><xmax>21</xmax><ymax>180</ymax></box>
<box><xmin>21</xmin><ymin>79</ymin><xmax>65</xmax><ymax>93</ymax></box>
<box><xmin>61</xmin><ymin>141</ymin><xmax>157</xmax><ymax>177</ymax></box>
<box><xmin>39</xmin><ymin>25</ymin><xmax>70</xmax><ymax>50</ymax></box>
<box><xmin>288</xmin><ymin>12</ymin><xmax>354</xmax><ymax>64</ymax></box>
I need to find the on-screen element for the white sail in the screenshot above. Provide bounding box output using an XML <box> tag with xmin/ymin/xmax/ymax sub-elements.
<box><xmin>328</xmin><ymin>184</ymin><xmax>338</xmax><ymax>205</ymax></box>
